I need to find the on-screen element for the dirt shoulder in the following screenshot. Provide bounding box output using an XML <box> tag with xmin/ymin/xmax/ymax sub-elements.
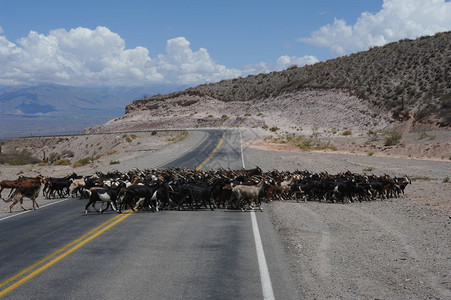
<box><xmin>242</xmin><ymin>130</ymin><xmax>450</xmax><ymax>299</ymax></box>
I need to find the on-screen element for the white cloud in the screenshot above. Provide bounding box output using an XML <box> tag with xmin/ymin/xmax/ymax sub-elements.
<box><xmin>0</xmin><ymin>27</ymin><xmax>240</xmax><ymax>86</ymax></box>
<box><xmin>243</xmin><ymin>55</ymin><xmax>319</xmax><ymax>75</ymax></box>
<box><xmin>300</xmin><ymin>0</ymin><xmax>451</xmax><ymax>56</ymax></box>
<box><xmin>276</xmin><ymin>55</ymin><xmax>319</xmax><ymax>69</ymax></box>
<box><xmin>155</xmin><ymin>37</ymin><xmax>241</xmax><ymax>84</ymax></box>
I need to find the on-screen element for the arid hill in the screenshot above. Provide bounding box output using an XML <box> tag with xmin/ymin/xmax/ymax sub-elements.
<box><xmin>123</xmin><ymin>32</ymin><xmax>450</xmax><ymax>129</ymax></box>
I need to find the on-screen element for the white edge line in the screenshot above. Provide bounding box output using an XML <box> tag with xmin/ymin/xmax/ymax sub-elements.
<box><xmin>251</xmin><ymin>210</ymin><xmax>275</xmax><ymax>300</ymax></box>
<box><xmin>239</xmin><ymin>129</ymin><xmax>246</xmax><ymax>169</ymax></box>
<box><xmin>0</xmin><ymin>198</ymin><xmax>71</xmax><ymax>222</ymax></box>
<box><xmin>241</xmin><ymin>128</ymin><xmax>274</xmax><ymax>299</ymax></box>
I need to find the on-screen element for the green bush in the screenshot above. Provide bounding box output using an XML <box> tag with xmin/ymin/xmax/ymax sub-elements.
<box><xmin>342</xmin><ymin>130</ymin><xmax>352</xmax><ymax>136</ymax></box>
<box><xmin>49</xmin><ymin>152</ymin><xmax>61</xmax><ymax>163</ymax></box>
<box><xmin>54</xmin><ymin>159</ymin><xmax>71</xmax><ymax>166</ymax></box>
<box><xmin>62</xmin><ymin>149</ymin><xmax>74</xmax><ymax>157</ymax></box>
<box><xmin>384</xmin><ymin>132</ymin><xmax>402</xmax><ymax>146</ymax></box>
<box><xmin>0</xmin><ymin>150</ymin><xmax>40</xmax><ymax>165</ymax></box>
<box><xmin>73</xmin><ymin>157</ymin><xmax>92</xmax><ymax>168</ymax></box>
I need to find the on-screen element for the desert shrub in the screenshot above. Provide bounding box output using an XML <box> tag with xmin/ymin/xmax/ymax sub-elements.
<box><xmin>384</xmin><ymin>132</ymin><xmax>402</xmax><ymax>146</ymax></box>
<box><xmin>167</xmin><ymin>131</ymin><xmax>189</xmax><ymax>143</ymax></box>
<box><xmin>49</xmin><ymin>152</ymin><xmax>62</xmax><ymax>163</ymax></box>
<box><xmin>265</xmin><ymin>133</ymin><xmax>337</xmax><ymax>151</ymax></box>
<box><xmin>443</xmin><ymin>176</ymin><xmax>449</xmax><ymax>183</ymax></box>
<box><xmin>299</xmin><ymin>140</ymin><xmax>313</xmax><ymax>150</ymax></box>
<box><xmin>418</xmin><ymin>132</ymin><xmax>436</xmax><ymax>140</ymax></box>
<box><xmin>73</xmin><ymin>157</ymin><xmax>91</xmax><ymax>167</ymax></box>
<box><xmin>366</xmin><ymin>130</ymin><xmax>381</xmax><ymax>142</ymax></box>
<box><xmin>342</xmin><ymin>130</ymin><xmax>352</xmax><ymax>136</ymax></box>
<box><xmin>53</xmin><ymin>159</ymin><xmax>71</xmax><ymax>166</ymax></box>
<box><xmin>0</xmin><ymin>150</ymin><xmax>40</xmax><ymax>165</ymax></box>
<box><xmin>269</xmin><ymin>126</ymin><xmax>280</xmax><ymax>132</ymax></box>
<box><xmin>151</xmin><ymin>131</ymin><xmax>157</xmax><ymax>136</ymax></box>
<box><xmin>316</xmin><ymin>141</ymin><xmax>338</xmax><ymax>151</ymax></box>
<box><xmin>130</xmin><ymin>134</ymin><xmax>137</xmax><ymax>139</ymax></box>
<box><xmin>411</xmin><ymin>176</ymin><xmax>433</xmax><ymax>181</ymax></box>
<box><xmin>62</xmin><ymin>149</ymin><xmax>74</xmax><ymax>157</ymax></box>
<box><xmin>221</xmin><ymin>114</ymin><xmax>229</xmax><ymax>120</ymax></box>
<box><xmin>109</xmin><ymin>160</ymin><xmax>120</xmax><ymax>165</ymax></box>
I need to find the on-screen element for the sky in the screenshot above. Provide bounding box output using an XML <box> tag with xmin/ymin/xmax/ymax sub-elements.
<box><xmin>0</xmin><ymin>0</ymin><xmax>450</xmax><ymax>87</ymax></box>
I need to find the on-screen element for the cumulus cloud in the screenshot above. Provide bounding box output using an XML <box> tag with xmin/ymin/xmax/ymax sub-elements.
<box><xmin>300</xmin><ymin>0</ymin><xmax>451</xmax><ymax>56</ymax></box>
<box><xmin>155</xmin><ymin>37</ymin><xmax>241</xmax><ymax>84</ymax></box>
<box><xmin>243</xmin><ymin>55</ymin><xmax>319</xmax><ymax>75</ymax></box>
<box><xmin>0</xmin><ymin>26</ymin><xmax>240</xmax><ymax>86</ymax></box>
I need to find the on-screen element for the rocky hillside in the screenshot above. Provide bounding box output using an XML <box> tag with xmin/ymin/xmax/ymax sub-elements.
<box><xmin>126</xmin><ymin>32</ymin><xmax>451</xmax><ymax>127</ymax></box>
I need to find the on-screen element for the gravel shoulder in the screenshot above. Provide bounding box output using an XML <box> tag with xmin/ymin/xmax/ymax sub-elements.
<box><xmin>241</xmin><ymin>129</ymin><xmax>451</xmax><ymax>300</ymax></box>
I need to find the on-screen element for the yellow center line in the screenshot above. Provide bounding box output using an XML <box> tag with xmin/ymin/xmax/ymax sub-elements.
<box><xmin>195</xmin><ymin>131</ymin><xmax>225</xmax><ymax>170</ymax></box>
<box><xmin>0</xmin><ymin>210</ymin><xmax>134</xmax><ymax>297</ymax></box>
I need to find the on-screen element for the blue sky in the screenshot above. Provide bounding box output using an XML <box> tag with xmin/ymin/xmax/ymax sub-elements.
<box><xmin>0</xmin><ymin>0</ymin><xmax>450</xmax><ymax>87</ymax></box>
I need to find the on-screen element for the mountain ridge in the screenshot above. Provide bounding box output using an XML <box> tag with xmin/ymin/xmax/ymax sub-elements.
<box><xmin>126</xmin><ymin>32</ymin><xmax>451</xmax><ymax>128</ymax></box>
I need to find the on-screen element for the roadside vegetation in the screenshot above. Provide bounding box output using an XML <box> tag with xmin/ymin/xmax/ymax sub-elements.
<box><xmin>265</xmin><ymin>133</ymin><xmax>338</xmax><ymax>151</ymax></box>
<box><xmin>0</xmin><ymin>149</ymin><xmax>40</xmax><ymax>165</ymax></box>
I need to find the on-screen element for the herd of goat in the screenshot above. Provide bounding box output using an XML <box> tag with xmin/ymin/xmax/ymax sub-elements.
<box><xmin>0</xmin><ymin>167</ymin><xmax>412</xmax><ymax>214</ymax></box>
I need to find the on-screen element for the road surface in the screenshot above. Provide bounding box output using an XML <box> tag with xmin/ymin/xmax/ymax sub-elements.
<box><xmin>0</xmin><ymin>129</ymin><xmax>299</xmax><ymax>299</ymax></box>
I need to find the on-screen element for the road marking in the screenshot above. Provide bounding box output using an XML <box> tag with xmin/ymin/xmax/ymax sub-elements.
<box><xmin>239</xmin><ymin>129</ymin><xmax>274</xmax><ymax>299</ymax></box>
<box><xmin>0</xmin><ymin>198</ymin><xmax>72</xmax><ymax>222</ymax></box>
<box><xmin>0</xmin><ymin>210</ymin><xmax>134</xmax><ymax>297</ymax></box>
<box><xmin>239</xmin><ymin>129</ymin><xmax>246</xmax><ymax>169</ymax></box>
<box><xmin>251</xmin><ymin>211</ymin><xmax>275</xmax><ymax>300</ymax></box>
<box><xmin>195</xmin><ymin>131</ymin><xmax>225</xmax><ymax>170</ymax></box>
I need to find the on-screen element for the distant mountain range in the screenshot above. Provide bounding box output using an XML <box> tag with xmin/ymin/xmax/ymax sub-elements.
<box><xmin>0</xmin><ymin>84</ymin><xmax>187</xmax><ymax>139</ymax></box>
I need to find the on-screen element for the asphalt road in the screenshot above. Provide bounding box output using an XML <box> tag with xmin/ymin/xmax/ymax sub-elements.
<box><xmin>0</xmin><ymin>129</ymin><xmax>299</xmax><ymax>299</ymax></box>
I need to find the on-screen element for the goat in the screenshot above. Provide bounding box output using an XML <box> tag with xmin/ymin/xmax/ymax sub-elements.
<box><xmin>227</xmin><ymin>180</ymin><xmax>266</xmax><ymax>211</ymax></box>
<box><xmin>43</xmin><ymin>177</ymin><xmax>72</xmax><ymax>199</ymax></box>
<box><xmin>69</xmin><ymin>178</ymin><xmax>86</xmax><ymax>197</ymax></box>
<box><xmin>0</xmin><ymin>176</ymin><xmax>44</xmax><ymax>199</ymax></box>
<box><xmin>3</xmin><ymin>184</ymin><xmax>42</xmax><ymax>213</ymax></box>
<box><xmin>84</xmin><ymin>183</ymin><xmax>125</xmax><ymax>214</ymax></box>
